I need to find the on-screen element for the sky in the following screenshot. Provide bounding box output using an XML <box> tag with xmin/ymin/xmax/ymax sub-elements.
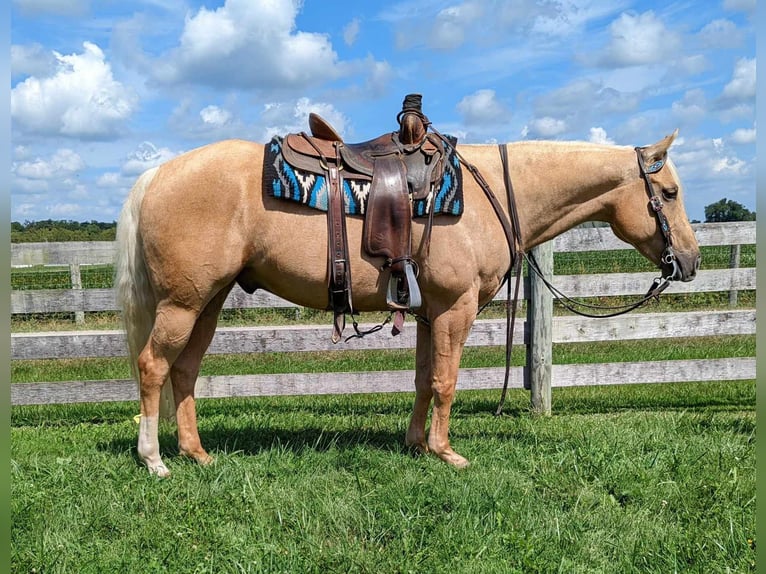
<box><xmin>10</xmin><ymin>0</ymin><xmax>756</xmax><ymax>224</ymax></box>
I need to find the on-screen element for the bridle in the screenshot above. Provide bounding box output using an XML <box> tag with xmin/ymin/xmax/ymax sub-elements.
<box><xmin>635</xmin><ymin>146</ymin><xmax>681</xmax><ymax>282</ymax></box>
<box><xmin>520</xmin><ymin>146</ymin><xmax>683</xmax><ymax>322</ymax></box>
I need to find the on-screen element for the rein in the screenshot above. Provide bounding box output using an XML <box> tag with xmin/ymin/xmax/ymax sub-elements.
<box><xmin>520</xmin><ymin>145</ymin><xmax>679</xmax><ymax>319</ymax></box>
<box><xmin>440</xmin><ymin>137</ymin><xmax>681</xmax><ymax>416</ymax></box>
<box><xmin>428</xmin><ymin>130</ymin><xmax>525</xmax><ymax>417</ymax></box>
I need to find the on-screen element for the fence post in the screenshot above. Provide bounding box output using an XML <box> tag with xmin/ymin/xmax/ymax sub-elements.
<box><xmin>526</xmin><ymin>241</ymin><xmax>553</xmax><ymax>415</ymax></box>
<box><xmin>69</xmin><ymin>263</ymin><xmax>85</xmax><ymax>325</ymax></box>
<box><xmin>729</xmin><ymin>244</ymin><xmax>740</xmax><ymax>307</ymax></box>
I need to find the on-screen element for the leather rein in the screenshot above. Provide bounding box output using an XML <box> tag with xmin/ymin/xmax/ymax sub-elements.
<box><xmin>523</xmin><ymin>146</ymin><xmax>680</xmax><ymax>320</ymax></box>
<box><xmin>433</xmin><ymin>134</ymin><xmax>681</xmax><ymax>416</ymax></box>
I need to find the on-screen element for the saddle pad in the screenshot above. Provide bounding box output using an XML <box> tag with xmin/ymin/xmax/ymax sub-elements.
<box><xmin>263</xmin><ymin>135</ymin><xmax>463</xmax><ymax>217</ymax></box>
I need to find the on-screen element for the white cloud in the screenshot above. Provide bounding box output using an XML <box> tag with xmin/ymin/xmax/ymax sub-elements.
<box><xmin>49</xmin><ymin>203</ymin><xmax>90</xmax><ymax>217</ymax></box>
<box><xmin>456</xmin><ymin>89</ymin><xmax>511</xmax><ymax>126</ymax></box>
<box><xmin>429</xmin><ymin>3</ymin><xmax>483</xmax><ymax>51</ymax></box>
<box><xmin>697</xmin><ymin>19</ymin><xmax>743</xmax><ymax>49</ymax></box>
<box><xmin>11</xmin><ymin>42</ymin><xmax>137</xmax><ymax>139</ymax></box>
<box><xmin>15</xmin><ymin>202</ymin><xmax>45</xmax><ymax>217</ymax></box>
<box><xmin>730</xmin><ymin>126</ymin><xmax>756</xmax><ymax>144</ymax></box>
<box><xmin>525</xmin><ymin>117</ymin><xmax>568</xmax><ymax>138</ymax></box>
<box><xmin>14</xmin><ymin>148</ymin><xmax>85</xmax><ymax>180</ymax></box>
<box><xmin>11</xmin><ymin>43</ymin><xmax>56</xmax><ymax>78</ymax></box>
<box><xmin>360</xmin><ymin>59</ymin><xmax>394</xmax><ymax>97</ymax></box>
<box><xmin>152</xmin><ymin>0</ymin><xmax>348</xmax><ymax>90</ymax></box>
<box><xmin>97</xmin><ymin>172</ymin><xmax>123</xmax><ymax>187</ymax></box>
<box><xmin>670</xmin><ymin>135</ymin><xmax>754</xmax><ymax>218</ymax></box>
<box><xmin>588</xmin><ymin>127</ymin><xmax>614</xmax><ymax>144</ymax></box>
<box><xmin>13</xmin><ymin>179</ymin><xmax>50</xmax><ymax>194</ymax></box>
<box><xmin>712</xmin><ymin>156</ymin><xmax>747</xmax><ymax>174</ymax></box>
<box><xmin>343</xmin><ymin>18</ymin><xmax>360</xmax><ymax>46</ymax></box>
<box><xmin>598</xmin><ymin>11</ymin><xmax>681</xmax><ymax>67</ymax></box>
<box><xmin>12</xmin><ymin>148</ymin><xmax>87</xmax><ymax>198</ymax></box>
<box><xmin>529</xmin><ymin>0</ymin><xmax>627</xmax><ymax>37</ymax></box>
<box><xmin>121</xmin><ymin>142</ymin><xmax>180</xmax><ymax>176</ymax></box>
<box><xmin>672</xmin><ymin>89</ymin><xmax>708</xmax><ymax>123</ymax></box>
<box><xmin>673</xmin><ymin>136</ymin><xmax>751</xmax><ymax>178</ymax></box>
<box><xmin>723</xmin><ymin>0</ymin><xmax>755</xmax><ymax>13</ymax></box>
<box><xmin>721</xmin><ymin>57</ymin><xmax>755</xmax><ymax>100</ymax></box>
<box><xmin>14</xmin><ymin>145</ymin><xmax>33</xmax><ymax>160</ymax></box>
<box><xmin>670</xmin><ymin>55</ymin><xmax>708</xmax><ymax>78</ymax></box>
<box><xmin>534</xmin><ymin>78</ymin><xmax>639</xmax><ymax>124</ymax></box>
<box><xmin>200</xmin><ymin>105</ymin><xmax>232</xmax><ymax>127</ymax></box>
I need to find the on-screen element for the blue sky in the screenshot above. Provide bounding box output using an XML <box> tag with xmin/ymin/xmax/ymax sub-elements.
<box><xmin>10</xmin><ymin>0</ymin><xmax>756</xmax><ymax>223</ymax></box>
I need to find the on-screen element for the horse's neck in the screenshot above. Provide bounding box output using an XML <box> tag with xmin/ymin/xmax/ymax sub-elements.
<box><xmin>506</xmin><ymin>141</ymin><xmax>635</xmax><ymax>249</ymax></box>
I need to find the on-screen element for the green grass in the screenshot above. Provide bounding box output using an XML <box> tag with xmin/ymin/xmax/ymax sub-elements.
<box><xmin>12</xmin><ymin>382</ymin><xmax>755</xmax><ymax>573</ymax></box>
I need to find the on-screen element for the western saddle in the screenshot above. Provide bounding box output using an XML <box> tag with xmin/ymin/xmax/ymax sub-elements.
<box><xmin>281</xmin><ymin>94</ymin><xmax>449</xmax><ymax>341</ymax></box>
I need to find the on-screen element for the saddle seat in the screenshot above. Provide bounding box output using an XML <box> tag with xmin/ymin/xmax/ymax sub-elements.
<box><xmin>283</xmin><ymin>115</ymin><xmax>445</xmax><ymax>200</ymax></box>
<box><xmin>280</xmin><ymin>95</ymin><xmax>446</xmax><ymax>340</ymax></box>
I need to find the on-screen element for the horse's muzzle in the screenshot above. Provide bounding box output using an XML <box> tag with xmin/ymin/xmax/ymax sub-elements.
<box><xmin>665</xmin><ymin>251</ymin><xmax>701</xmax><ymax>282</ymax></box>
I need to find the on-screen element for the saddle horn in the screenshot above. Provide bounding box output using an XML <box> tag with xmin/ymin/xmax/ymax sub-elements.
<box><xmin>398</xmin><ymin>93</ymin><xmax>428</xmax><ymax>145</ymax></box>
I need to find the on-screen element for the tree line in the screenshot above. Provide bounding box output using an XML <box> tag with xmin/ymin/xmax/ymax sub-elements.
<box><xmin>11</xmin><ymin>220</ymin><xmax>117</xmax><ymax>243</ymax></box>
<box><xmin>10</xmin><ymin>198</ymin><xmax>754</xmax><ymax>242</ymax></box>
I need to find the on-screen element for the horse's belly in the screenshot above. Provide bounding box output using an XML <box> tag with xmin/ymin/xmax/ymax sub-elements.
<box><xmin>245</xmin><ymin>209</ymin><xmax>391</xmax><ymax>311</ymax></box>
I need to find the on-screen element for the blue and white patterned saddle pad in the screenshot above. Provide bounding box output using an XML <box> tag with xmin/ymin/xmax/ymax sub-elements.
<box><xmin>263</xmin><ymin>135</ymin><xmax>463</xmax><ymax>217</ymax></box>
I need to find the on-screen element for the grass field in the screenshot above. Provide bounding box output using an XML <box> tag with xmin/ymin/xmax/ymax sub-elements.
<box><xmin>11</xmin><ymin>336</ymin><xmax>757</xmax><ymax>573</ymax></box>
<box><xmin>11</xmin><ymin>381</ymin><xmax>755</xmax><ymax>573</ymax></box>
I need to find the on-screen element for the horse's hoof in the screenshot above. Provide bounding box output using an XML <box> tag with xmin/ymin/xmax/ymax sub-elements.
<box><xmin>181</xmin><ymin>449</ymin><xmax>214</xmax><ymax>466</ymax></box>
<box><xmin>147</xmin><ymin>463</ymin><xmax>171</xmax><ymax>478</ymax></box>
<box><xmin>405</xmin><ymin>439</ymin><xmax>429</xmax><ymax>457</ymax></box>
<box><xmin>437</xmin><ymin>450</ymin><xmax>470</xmax><ymax>469</ymax></box>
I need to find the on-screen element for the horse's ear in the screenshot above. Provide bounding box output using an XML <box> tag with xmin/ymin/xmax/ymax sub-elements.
<box><xmin>641</xmin><ymin>128</ymin><xmax>679</xmax><ymax>164</ymax></box>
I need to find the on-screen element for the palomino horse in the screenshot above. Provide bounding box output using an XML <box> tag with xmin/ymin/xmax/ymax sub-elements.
<box><xmin>115</xmin><ymin>129</ymin><xmax>700</xmax><ymax>477</ymax></box>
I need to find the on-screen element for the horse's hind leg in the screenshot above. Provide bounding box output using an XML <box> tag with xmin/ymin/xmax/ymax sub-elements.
<box><xmin>137</xmin><ymin>302</ymin><xmax>198</xmax><ymax>477</ymax></box>
<box><xmin>170</xmin><ymin>284</ymin><xmax>234</xmax><ymax>466</ymax></box>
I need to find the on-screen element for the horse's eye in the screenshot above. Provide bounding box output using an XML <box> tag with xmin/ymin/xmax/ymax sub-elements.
<box><xmin>662</xmin><ymin>187</ymin><xmax>678</xmax><ymax>201</ymax></box>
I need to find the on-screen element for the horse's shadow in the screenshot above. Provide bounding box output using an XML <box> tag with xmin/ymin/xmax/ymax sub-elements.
<box><xmin>102</xmin><ymin>417</ymin><xmax>410</xmax><ymax>467</ymax></box>
<box><xmin>97</xmin><ymin>390</ymin><xmax>754</xmax><ymax>469</ymax></box>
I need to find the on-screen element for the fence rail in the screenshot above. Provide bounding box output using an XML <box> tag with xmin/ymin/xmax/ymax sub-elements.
<box><xmin>11</xmin><ymin>222</ymin><xmax>756</xmax><ymax>409</ymax></box>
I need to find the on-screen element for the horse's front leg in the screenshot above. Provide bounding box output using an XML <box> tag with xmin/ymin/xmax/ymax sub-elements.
<box><xmin>425</xmin><ymin>294</ymin><xmax>478</xmax><ymax>468</ymax></box>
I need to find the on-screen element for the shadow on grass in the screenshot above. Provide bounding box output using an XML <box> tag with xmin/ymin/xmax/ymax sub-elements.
<box><xmin>103</xmin><ymin>423</ymin><xmax>410</xmax><ymax>471</ymax></box>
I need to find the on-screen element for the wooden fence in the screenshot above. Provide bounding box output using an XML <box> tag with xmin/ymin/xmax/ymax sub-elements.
<box><xmin>11</xmin><ymin>222</ymin><xmax>756</xmax><ymax>412</ymax></box>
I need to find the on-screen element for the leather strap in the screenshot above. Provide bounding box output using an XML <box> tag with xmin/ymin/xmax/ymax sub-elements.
<box><xmin>494</xmin><ymin>144</ymin><xmax>525</xmax><ymax>416</ymax></box>
<box><xmin>318</xmin><ymin>140</ymin><xmax>354</xmax><ymax>343</ymax></box>
<box><xmin>499</xmin><ymin>144</ymin><xmax>523</xmax><ymax>256</ymax></box>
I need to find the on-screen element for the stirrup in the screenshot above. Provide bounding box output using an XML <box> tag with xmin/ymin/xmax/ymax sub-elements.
<box><xmin>386</xmin><ymin>261</ymin><xmax>422</xmax><ymax>310</ymax></box>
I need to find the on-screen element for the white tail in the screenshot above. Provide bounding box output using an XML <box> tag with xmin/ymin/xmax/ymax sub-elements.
<box><xmin>115</xmin><ymin>167</ymin><xmax>175</xmax><ymax>418</ymax></box>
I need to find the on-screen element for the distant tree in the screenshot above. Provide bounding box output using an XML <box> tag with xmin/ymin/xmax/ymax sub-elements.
<box><xmin>704</xmin><ymin>198</ymin><xmax>756</xmax><ymax>222</ymax></box>
<box><xmin>10</xmin><ymin>220</ymin><xmax>117</xmax><ymax>242</ymax></box>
